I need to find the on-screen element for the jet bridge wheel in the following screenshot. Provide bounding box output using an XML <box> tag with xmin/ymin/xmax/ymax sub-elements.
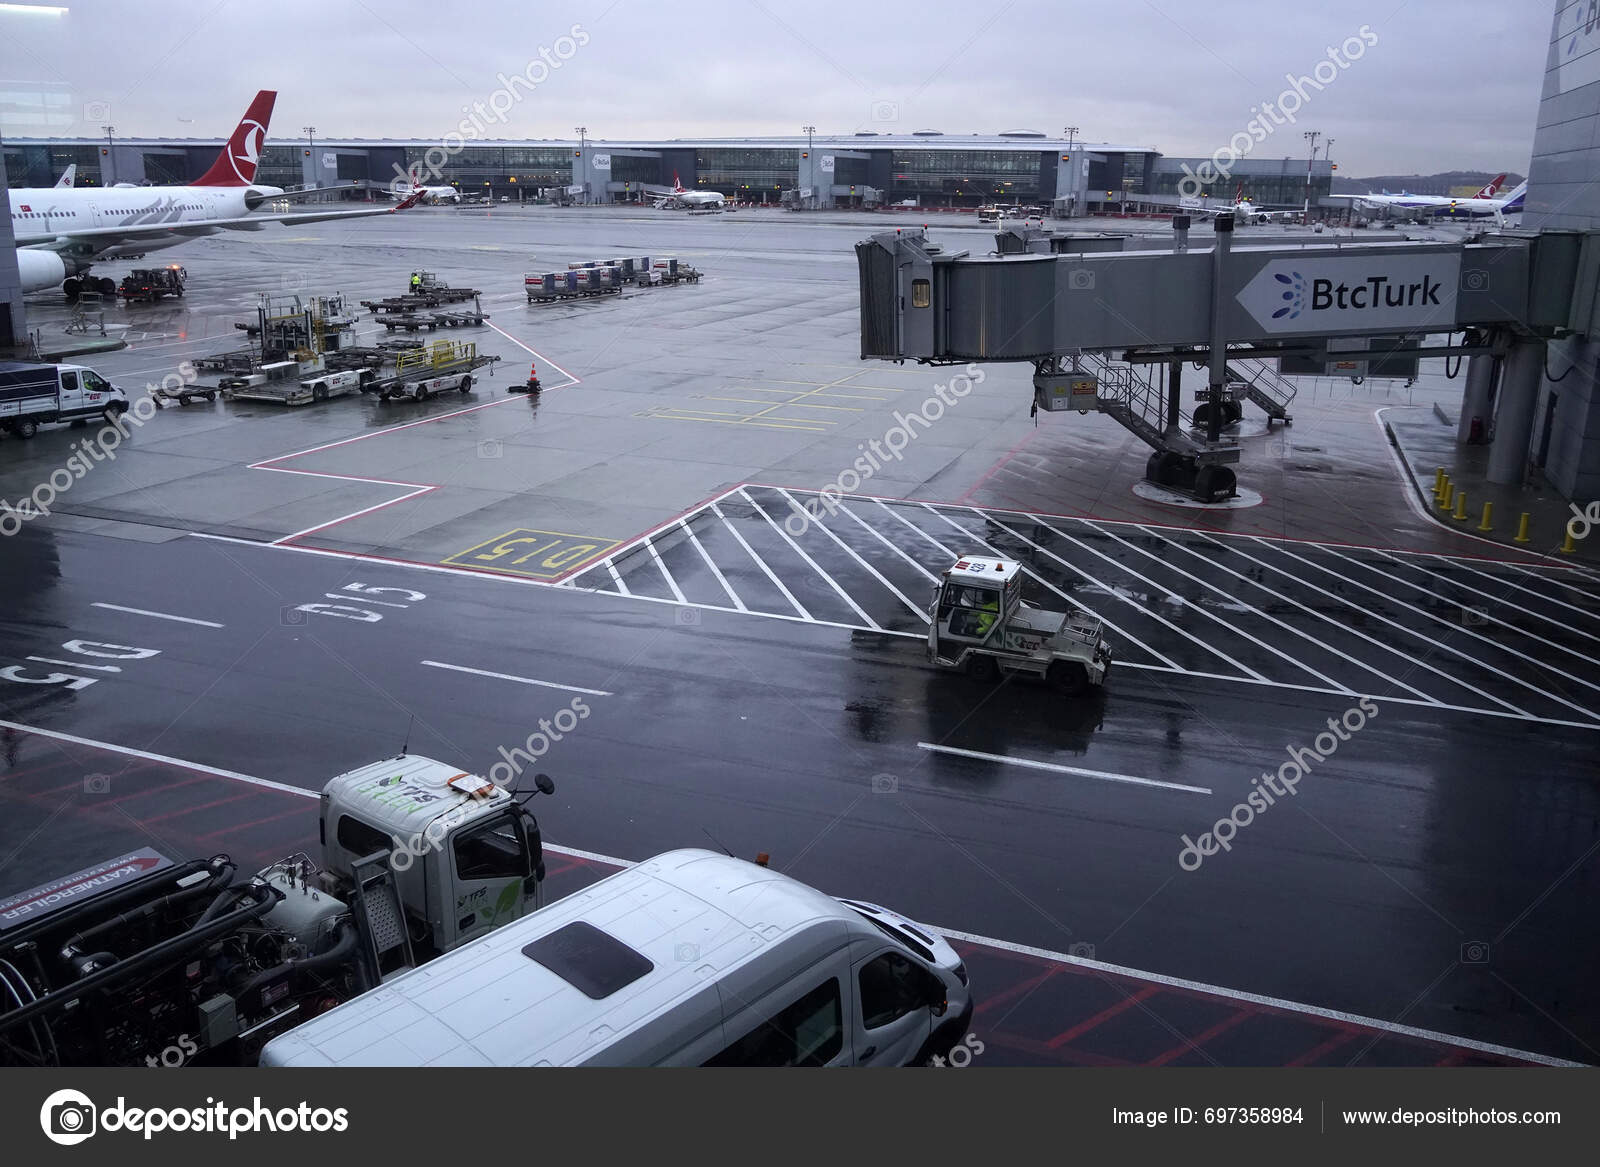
<box><xmin>1145</xmin><ymin>450</ymin><xmax>1184</xmax><ymax>487</ymax></box>
<box><xmin>1193</xmin><ymin>464</ymin><xmax>1237</xmax><ymax>503</ymax></box>
<box><xmin>1192</xmin><ymin>400</ymin><xmax>1243</xmax><ymax>428</ymax></box>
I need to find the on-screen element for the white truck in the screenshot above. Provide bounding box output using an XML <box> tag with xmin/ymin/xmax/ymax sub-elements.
<box><xmin>927</xmin><ymin>555</ymin><xmax>1112</xmax><ymax>693</ymax></box>
<box><xmin>0</xmin><ymin>754</ymin><xmax>556</xmax><ymax>1066</ymax></box>
<box><xmin>0</xmin><ymin>361</ymin><xmax>130</xmax><ymax>439</ymax></box>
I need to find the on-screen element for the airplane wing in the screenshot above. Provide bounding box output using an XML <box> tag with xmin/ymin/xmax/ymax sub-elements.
<box><xmin>14</xmin><ymin>190</ymin><xmax>424</xmax><ymax>248</ymax></box>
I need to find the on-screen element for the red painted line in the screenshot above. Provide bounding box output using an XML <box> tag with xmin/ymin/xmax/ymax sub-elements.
<box><xmin>1045</xmin><ymin>984</ymin><xmax>1161</xmax><ymax>1049</ymax></box>
<box><xmin>977</xmin><ymin>1030</ymin><xmax>1132</xmax><ymax>1067</ymax></box>
<box><xmin>1285</xmin><ymin>1027</ymin><xmax>1360</xmax><ymax>1067</ymax></box>
<box><xmin>973</xmin><ymin>967</ymin><xmax>1057</xmax><ymax>1016</ymax></box>
<box><xmin>1145</xmin><ymin>1007</ymin><xmax>1253</xmax><ymax>1066</ymax></box>
<box><xmin>956</xmin><ymin>426</ymin><xmax>1045</xmax><ymax>505</ymax></box>
<box><xmin>138</xmin><ymin>789</ymin><xmax>258</xmax><ymax>826</ymax></box>
<box><xmin>195</xmin><ymin>803</ymin><xmax>309</xmax><ymax>844</ymax></box>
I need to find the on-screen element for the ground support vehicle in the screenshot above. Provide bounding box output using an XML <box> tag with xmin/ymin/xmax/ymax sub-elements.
<box><xmin>0</xmin><ymin>755</ymin><xmax>554</xmax><ymax>1067</ymax></box>
<box><xmin>926</xmin><ymin>556</ymin><xmax>1111</xmax><ymax>693</ymax></box>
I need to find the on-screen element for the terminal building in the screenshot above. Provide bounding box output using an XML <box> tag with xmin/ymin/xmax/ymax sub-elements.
<box><xmin>5</xmin><ymin>131</ymin><xmax>1198</xmax><ymax>213</ymax></box>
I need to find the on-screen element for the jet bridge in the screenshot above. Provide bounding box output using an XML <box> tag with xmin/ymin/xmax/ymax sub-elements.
<box><xmin>856</xmin><ymin>219</ymin><xmax>1588</xmax><ymax>501</ymax></box>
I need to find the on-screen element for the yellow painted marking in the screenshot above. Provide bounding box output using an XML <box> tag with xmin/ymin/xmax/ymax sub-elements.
<box><xmin>648</xmin><ymin>412</ymin><xmax>827</xmax><ymax>432</ymax></box>
<box><xmin>701</xmin><ymin>396</ymin><xmax>862</xmax><ymax>411</ymax></box>
<box><xmin>443</xmin><ymin>528</ymin><xmax>621</xmax><ymax>579</ymax></box>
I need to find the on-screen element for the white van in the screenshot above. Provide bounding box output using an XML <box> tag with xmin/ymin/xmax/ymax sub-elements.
<box><xmin>0</xmin><ymin>361</ymin><xmax>130</xmax><ymax>439</ymax></box>
<box><xmin>260</xmin><ymin>849</ymin><xmax>972</xmax><ymax>1067</ymax></box>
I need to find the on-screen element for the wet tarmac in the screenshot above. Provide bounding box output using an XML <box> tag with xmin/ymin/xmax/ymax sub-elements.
<box><xmin>0</xmin><ymin>206</ymin><xmax>1596</xmax><ymax>1067</ymax></box>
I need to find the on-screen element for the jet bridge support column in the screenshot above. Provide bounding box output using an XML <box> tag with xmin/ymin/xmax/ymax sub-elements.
<box><xmin>1206</xmin><ymin>215</ymin><xmax>1234</xmax><ymax>447</ymax></box>
<box><xmin>1487</xmin><ymin>336</ymin><xmax>1546</xmax><ymax>486</ymax></box>
<box><xmin>1457</xmin><ymin>342</ymin><xmax>1499</xmax><ymax>445</ymax></box>
<box><xmin>1167</xmin><ymin>359</ymin><xmax>1182</xmax><ymax>435</ymax></box>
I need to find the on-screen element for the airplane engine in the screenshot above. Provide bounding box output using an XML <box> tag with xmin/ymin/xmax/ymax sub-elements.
<box><xmin>16</xmin><ymin>249</ymin><xmax>67</xmax><ymax>293</ymax></box>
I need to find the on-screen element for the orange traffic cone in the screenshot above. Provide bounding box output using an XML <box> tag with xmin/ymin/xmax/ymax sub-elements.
<box><xmin>525</xmin><ymin>361</ymin><xmax>541</xmax><ymax>393</ymax></box>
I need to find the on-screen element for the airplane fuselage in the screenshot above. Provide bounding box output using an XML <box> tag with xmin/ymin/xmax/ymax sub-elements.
<box><xmin>10</xmin><ymin>184</ymin><xmax>283</xmax><ymax>246</ymax></box>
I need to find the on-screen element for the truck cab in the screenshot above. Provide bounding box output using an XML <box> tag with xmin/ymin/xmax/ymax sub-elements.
<box><xmin>317</xmin><ymin>755</ymin><xmax>548</xmax><ymax>964</ymax></box>
<box><xmin>927</xmin><ymin>556</ymin><xmax>1111</xmax><ymax>693</ymax></box>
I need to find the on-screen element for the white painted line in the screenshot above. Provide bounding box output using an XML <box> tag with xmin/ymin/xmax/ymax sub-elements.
<box><xmin>273</xmin><ymin>484</ymin><xmax>435</xmax><ymax>546</ymax></box>
<box><xmin>838</xmin><ymin>501</ymin><xmax>943</xmax><ymax>583</ymax></box>
<box><xmin>681</xmin><ymin>519</ymin><xmax>747</xmax><ymax>612</ymax></box>
<box><xmin>0</xmin><ymin>715</ymin><xmax>1587</xmax><ymax>1064</ymax></box>
<box><xmin>1288</xmin><ymin>542</ymin><xmax>1600</xmax><ymax>720</ymax></box>
<box><xmin>917</xmin><ymin>742</ymin><xmax>1212</xmax><ymax>794</ymax></box>
<box><xmin>1140</xmin><ymin>528</ymin><xmax>1439</xmax><ymax>704</ymax></box>
<box><xmin>1511</xmin><ymin>561</ymin><xmax>1600</xmax><ymax>602</ymax></box>
<box><xmin>0</xmin><ymin>718</ymin><xmax>316</xmax><ymax>799</ymax></box>
<box><xmin>642</xmin><ymin>535</ymin><xmax>688</xmax><ymax>604</ymax></box>
<box><xmin>605</xmin><ymin>559</ymin><xmax>631</xmax><ymax>597</ymax></box>
<box><xmin>1318</xmin><ymin>544</ymin><xmax>1600</xmax><ymax>710</ymax></box>
<box><xmin>1444</xmin><ymin>558</ymin><xmax>1600</xmax><ymax>638</ymax></box>
<box><xmin>929</xmin><ymin>926</ymin><xmax>1584</xmax><ymax>1068</ymax></box>
<box><xmin>420</xmin><ymin>660</ymin><xmax>614</xmax><ymax>697</ymax></box>
<box><xmin>970</xmin><ymin>508</ymin><xmax>1258</xmax><ymax>678</ymax></box>
<box><xmin>1070</xmin><ymin>520</ymin><xmax>1352</xmax><ymax>692</ymax></box>
<box><xmin>711</xmin><ymin>500</ymin><xmax>813</xmax><ymax>620</ymax></box>
<box><xmin>739</xmin><ymin>488</ymin><xmax>882</xmax><ymax>630</ymax></box>
<box><xmin>91</xmin><ymin>602</ymin><xmax>224</xmax><ymax>629</ymax></box>
<box><xmin>774</xmin><ymin>488</ymin><xmax>929</xmax><ymax>623</ymax></box>
<box><xmin>1357</xmin><ymin>548</ymin><xmax>1600</xmax><ymax>684</ymax></box>
<box><xmin>876</xmin><ymin>500</ymin><xmax>1181</xmax><ymax>671</ymax></box>
<box><xmin>1192</xmin><ymin>533</ymin><xmax>1538</xmax><ymax>716</ymax></box>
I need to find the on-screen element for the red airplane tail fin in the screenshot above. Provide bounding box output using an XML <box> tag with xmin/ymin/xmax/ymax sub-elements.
<box><xmin>193</xmin><ymin>90</ymin><xmax>276</xmax><ymax>187</ymax></box>
<box><xmin>673</xmin><ymin>170</ymin><xmax>686</xmax><ymax>194</ymax></box>
<box><xmin>1474</xmin><ymin>173</ymin><xmax>1508</xmax><ymax>199</ymax></box>
<box><xmin>392</xmin><ymin>189</ymin><xmax>425</xmax><ymax>211</ymax></box>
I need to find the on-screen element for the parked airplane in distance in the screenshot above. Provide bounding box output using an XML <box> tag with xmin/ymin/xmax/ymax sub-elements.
<box><xmin>652</xmin><ymin>172</ymin><xmax>726</xmax><ymax>209</ymax></box>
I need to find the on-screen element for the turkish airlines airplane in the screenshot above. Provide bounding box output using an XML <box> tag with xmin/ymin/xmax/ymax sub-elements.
<box><xmin>10</xmin><ymin>90</ymin><xmax>421</xmax><ymax>299</ymax></box>
<box><xmin>651</xmin><ymin>172</ymin><xmax>725</xmax><ymax>209</ymax></box>
<box><xmin>1328</xmin><ymin>175</ymin><xmax>1526</xmax><ymax>222</ymax></box>
<box><xmin>54</xmin><ymin>165</ymin><xmax>75</xmax><ymax>189</ymax></box>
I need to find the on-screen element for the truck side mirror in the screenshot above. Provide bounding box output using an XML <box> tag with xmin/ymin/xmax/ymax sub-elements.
<box><xmin>534</xmin><ymin>773</ymin><xmax>555</xmax><ymax>795</ymax></box>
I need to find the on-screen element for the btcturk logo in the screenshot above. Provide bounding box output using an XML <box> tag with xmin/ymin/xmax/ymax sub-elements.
<box><xmin>230</xmin><ymin>119</ymin><xmax>265</xmax><ymax>184</ymax></box>
<box><xmin>1271</xmin><ymin>271</ymin><xmax>1307</xmax><ymax>320</ymax></box>
<box><xmin>1268</xmin><ymin>267</ymin><xmax>1441</xmax><ymax>322</ymax></box>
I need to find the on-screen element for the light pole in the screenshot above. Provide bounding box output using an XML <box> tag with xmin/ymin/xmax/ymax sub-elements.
<box><xmin>802</xmin><ymin>124</ymin><xmax>815</xmax><ymax>208</ymax></box>
<box><xmin>1303</xmin><ymin>130</ymin><xmax>1320</xmax><ymax>221</ymax></box>
<box><xmin>101</xmin><ymin>125</ymin><xmax>114</xmax><ymax>186</ymax></box>
<box><xmin>575</xmin><ymin>126</ymin><xmax>587</xmax><ymax>203</ymax></box>
<box><xmin>1064</xmin><ymin>125</ymin><xmax>1079</xmax><ymax>217</ymax></box>
<box><xmin>302</xmin><ymin>125</ymin><xmax>317</xmax><ymax>189</ymax></box>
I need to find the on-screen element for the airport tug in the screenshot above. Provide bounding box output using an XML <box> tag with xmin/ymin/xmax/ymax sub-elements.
<box><xmin>927</xmin><ymin>556</ymin><xmax>1111</xmax><ymax>693</ymax></box>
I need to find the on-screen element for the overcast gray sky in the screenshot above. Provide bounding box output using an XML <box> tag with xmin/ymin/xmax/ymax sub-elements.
<box><xmin>2</xmin><ymin>0</ymin><xmax>1551</xmax><ymax>177</ymax></box>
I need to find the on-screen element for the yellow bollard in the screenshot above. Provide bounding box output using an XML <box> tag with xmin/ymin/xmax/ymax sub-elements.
<box><xmin>1560</xmin><ymin>528</ymin><xmax>1578</xmax><ymax>554</ymax></box>
<box><xmin>1436</xmin><ymin>473</ymin><xmax>1450</xmax><ymax>504</ymax></box>
<box><xmin>1477</xmin><ymin>501</ymin><xmax>1494</xmax><ymax>532</ymax></box>
<box><xmin>1439</xmin><ymin>482</ymin><xmax>1454</xmax><ymax>511</ymax></box>
<box><xmin>1514</xmin><ymin>512</ymin><xmax>1531</xmax><ymax>543</ymax></box>
<box><xmin>1433</xmin><ymin>467</ymin><xmax>1445</xmax><ymax>497</ymax></box>
<box><xmin>1453</xmin><ymin>490</ymin><xmax>1468</xmax><ymax>521</ymax></box>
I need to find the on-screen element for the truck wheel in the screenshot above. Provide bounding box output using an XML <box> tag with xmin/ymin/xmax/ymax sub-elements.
<box><xmin>12</xmin><ymin>419</ymin><xmax>38</xmax><ymax>440</ymax></box>
<box><xmin>103</xmin><ymin>401</ymin><xmax>128</xmax><ymax>422</ymax></box>
<box><xmin>459</xmin><ymin>375</ymin><xmax>472</xmax><ymax>394</ymax></box>
<box><xmin>204</xmin><ymin>391</ymin><xmax>218</xmax><ymax>403</ymax></box>
<box><xmin>314</xmin><ymin>385</ymin><xmax>329</xmax><ymax>403</ymax></box>
<box><xmin>62</xmin><ymin>277</ymin><xmax>81</xmax><ymax>303</ymax></box>
<box><xmin>97</xmin><ymin>277</ymin><xmax>117</xmax><ymax>295</ymax></box>
<box><xmin>416</xmin><ymin>383</ymin><xmax>431</xmax><ymax>401</ymax></box>
<box><xmin>967</xmin><ymin>655</ymin><xmax>999</xmax><ymax>684</ymax></box>
<box><xmin>1047</xmin><ymin>661</ymin><xmax>1089</xmax><ymax>695</ymax></box>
